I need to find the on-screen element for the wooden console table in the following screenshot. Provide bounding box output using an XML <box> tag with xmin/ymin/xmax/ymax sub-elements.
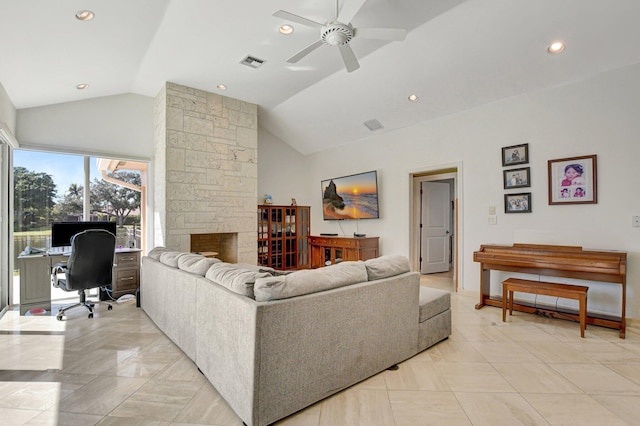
<box><xmin>473</xmin><ymin>243</ymin><xmax>627</xmax><ymax>338</ymax></box>
<box><xmin>309</xmin><ymin>236</ymin><xmax>379</xmax><ymax>268</ymax></box>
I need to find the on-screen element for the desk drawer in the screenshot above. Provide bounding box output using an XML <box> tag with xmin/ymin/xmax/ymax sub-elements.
<box><xmin>114</xmin><ymin>268</ymin><xmax>139</xmax><ymax>292</ymax></box>
<box><xmin>115</xmin><ymin>252</ymin><xmax>140</xmax><ymax>267</ymax></box>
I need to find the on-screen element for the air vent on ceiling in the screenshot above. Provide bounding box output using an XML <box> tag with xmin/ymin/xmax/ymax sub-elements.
<box><xmin>363</xmin><ymin>119</ymin><xmax>384</xmax><ymax>131</ymax></box>
<box><xmin>240</xmin><ymin>55</ymin><xmax>266</xmax><ymax>69</ymax></box>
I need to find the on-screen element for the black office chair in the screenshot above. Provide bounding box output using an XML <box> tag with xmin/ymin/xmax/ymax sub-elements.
<box><xmin>51</xmin><ymin>229</ymin><xmax>116</xmax><ymax>320</ymax></box>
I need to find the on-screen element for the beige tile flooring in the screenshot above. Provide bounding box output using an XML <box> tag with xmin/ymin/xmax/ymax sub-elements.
<box><xmin>2</xmin><ymin>272</ymin><xmax>640</xmax><ymax>425</ymax></box>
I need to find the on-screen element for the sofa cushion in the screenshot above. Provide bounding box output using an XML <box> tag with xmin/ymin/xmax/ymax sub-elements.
<box><xmin>148</xmin><ymin>246</ymin><xmax>170</xmax><ymax>260</ymax></box>
<box><xmin>364</xmin><ymin>254</ymin><xmax>411</xmax><ymax>281</ymax></box>
<box><xmin>254</xmin><ymin>260</ymin><xmax>368</xmax><ymax>302</ymax></box>
<box><xmin>205</xmin><ymin>262</ymin><xmax>271</xmax><ymax>299</ymax></box>
<box><xmin>419</xmin><ymin>287</ymin><xmax>451</xmax><ymax>322</ymax></box>
<box><xmin>159</xmin><ymin>251</ymin><xmax>187</xmax><ymax>268</ymax></box>
<box><xmin>178</xmin><ymin>254</ymin><xmax>221</xmax><ymax>276</ymax></box>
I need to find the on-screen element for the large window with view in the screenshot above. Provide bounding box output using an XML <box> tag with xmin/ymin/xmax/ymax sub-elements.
<box><xmin>12</xmin><ymin>150</ymin><xmax>145</xmax><ymax>305</ymax></box>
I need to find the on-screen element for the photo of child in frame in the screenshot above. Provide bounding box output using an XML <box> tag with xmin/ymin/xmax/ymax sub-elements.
<box><xmin>548</xmin><ymin>155</ymin><xmax>597</xmax><ymax>205</ymax></box>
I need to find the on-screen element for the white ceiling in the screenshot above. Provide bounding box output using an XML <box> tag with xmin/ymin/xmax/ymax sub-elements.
<box><xmin>1</xmin><ymin>0</ymin><xmax>639</xmax><ymax>155</ymax></box>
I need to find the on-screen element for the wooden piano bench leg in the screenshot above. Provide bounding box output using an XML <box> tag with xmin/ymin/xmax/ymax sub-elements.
<box><xmin>509</xmin><ymin>290</ymin><xmax>514</xmax><ymax>316</ymax></box>
<box><xmin>579</xmin><ymin>293</ymin><xmax>587</xmax><ymax>338</ymax></box>
<box><xmin>502</xmin><ymin>284</ymin><xmax>508</xmax><ymax>322</ymax></box>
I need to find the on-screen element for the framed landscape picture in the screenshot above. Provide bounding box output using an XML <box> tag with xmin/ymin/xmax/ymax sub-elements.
<box><xmin>503</xmin><ymin>167</ymin><xmax>530</xmax><ymax>189</ymax></box>
<box><xmin>548</xmin><ymin>155</ymin><xmax>597</xmax><ymax>205</ymax></box>
<box><xmin>504</xmin><ymin>193</ymin><xmax>532</xmax><ymax>213</ymax></box>
<box><xmin>502</xmin><ymin>143</ymin><xmax>529</xmax><ymax>167</ymax></box>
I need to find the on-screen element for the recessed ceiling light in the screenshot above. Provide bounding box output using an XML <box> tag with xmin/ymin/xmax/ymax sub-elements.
<box><xmin>279</xmin><ymin>24</ymin><xmax>294</xmax><ymax>35</ymax></box>
<box><xmin>408</xmin><ymin>94</ymin><xmax>419</xmax><ymax>102</ymax></box>
<box><xmin>216</xmin><ymin>84</ymin><xmax>227</xmax><ymax>90</ymax></box>
<box><xmin>76</xmin><ymin>83</ymin><xmax>89</xmax><ymax>90</ymax></box>
<box><xmin>75</xmin><ymin>10</ymin><xmax>95</xmax><ymax>21</ymax></box>
<box><xmin>547</xmin><ymin>41</ymin><xmax>565</xmax><ymax>54</ymax></box>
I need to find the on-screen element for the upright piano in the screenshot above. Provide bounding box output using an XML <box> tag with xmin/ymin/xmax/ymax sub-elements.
<box><xmin>473</xmin><ymin>243</ymin><xmax>627</xmax><ymax>338</ymax></box>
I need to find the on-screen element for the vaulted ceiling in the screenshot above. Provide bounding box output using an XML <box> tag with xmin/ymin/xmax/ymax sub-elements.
<box><xmin>1</xmin><ymin>0</ymin><xmax>639</xmax><ymax>155</ymax></box>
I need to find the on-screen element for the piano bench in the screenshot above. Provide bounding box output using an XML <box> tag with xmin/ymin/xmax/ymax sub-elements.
<box><xmin>502</xmin><ymin>278</ymin><xmax>589</xmax><ymax>338</ymax></box>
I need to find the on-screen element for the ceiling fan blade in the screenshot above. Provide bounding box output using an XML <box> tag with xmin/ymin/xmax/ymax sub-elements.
<box><xmin>353</xmin><ymin>27</ymin><xmax>406</xmax><ymax>41</ymax></box>
<box><xmin>337</xmin><ymin>0</ymin><xmax>367</xmax><ymax>24</ymax></box>
<box><xmin>273</xmin><ymin>10</ymin><xmax>324</xmax><ymax>29</ymax></box>
<box><xmin>287</xmin><ymin>39</ymin><xmax>324</xmax><ymax>63</ymax></box>
<box><xmin>338</xmin><ymin>44</ymin><xmax>360</xmax><ymax>73</ymax></box>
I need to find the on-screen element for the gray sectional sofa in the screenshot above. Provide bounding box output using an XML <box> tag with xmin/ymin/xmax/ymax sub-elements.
<box><xmin>141</xmin><ymin>248</ymin><xmax>451</xmax><ymax>426</ymax></box>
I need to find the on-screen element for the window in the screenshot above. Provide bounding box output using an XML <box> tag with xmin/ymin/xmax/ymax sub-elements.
<box><xmin>12</xmin><ymin>149</ymin><xmax>146</xmax><ymax>304</ymax></box>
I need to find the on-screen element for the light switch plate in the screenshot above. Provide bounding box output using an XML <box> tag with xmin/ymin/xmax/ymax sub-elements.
<box><xmin>488</xmin><ymin>206</ymin><xmax>496</xmax><ymax>215</ymax></box>
<box><xmin>633</xmin><ymin>216</ymin><xmax>640</xmax><ymax>227</ymax></box>
<box><xmin>488</xmin><ymin>215</ymin><xmax>497</xmax><ymax>225</ymax></box>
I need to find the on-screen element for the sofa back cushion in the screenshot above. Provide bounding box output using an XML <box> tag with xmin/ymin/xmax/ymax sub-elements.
<box><xmin>205</xmin><ymin>262</ymin><xmax>272</xmax><ymax>299</ymax></box>
<box><xmin>364</xmin><ymin>254</ymin><xmax>411</xmax><ymax>281</ymax></box>
<box><xmin>159</xmin><ymin>251</ymin><xmax>188</xmax><ymax>268</ymax></box>
<box><xmin>178</xmin><ymin>254</ymin><xmax>221</xmax><ymax>276</ymax></box>
<box><xmin>148</xmin><ymin>246</ymin><xmax>171</xmax><ymax>260</ymax></box>
<box><xmin>254</xmin><ymin>260</ymin><xmax>368</xmax><ymax>302</ymax></box>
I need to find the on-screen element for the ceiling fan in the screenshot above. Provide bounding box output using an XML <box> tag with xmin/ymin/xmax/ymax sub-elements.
<box><xmin>273</xmin><ymin>0</ymin><xmax>406</xmax><ymax>73</ymax></box>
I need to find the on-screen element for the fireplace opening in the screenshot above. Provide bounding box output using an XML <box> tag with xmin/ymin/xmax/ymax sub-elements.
<box><xmin>190</xmin><ymin>233</ymin><xmax>238</xmax><ymax>263</ymax></box>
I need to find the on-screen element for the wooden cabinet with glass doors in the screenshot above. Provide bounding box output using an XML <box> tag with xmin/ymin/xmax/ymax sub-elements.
<box><xmin>258</xmin><ymin>205</ymin><xmax>310</xmax><ymax>270</ymax></box>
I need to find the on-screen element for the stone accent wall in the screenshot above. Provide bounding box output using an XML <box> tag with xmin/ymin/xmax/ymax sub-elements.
<box><xmin>153</xmin><ymin>82</ymin><xmax>258</xmax><ymax>264</ymax></box>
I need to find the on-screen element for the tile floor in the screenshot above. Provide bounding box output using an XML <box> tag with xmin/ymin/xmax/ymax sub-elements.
<box><xmin>2</xmin><ymin>272</ymin><xmax>640</xmax><ymax>425</ymax></box>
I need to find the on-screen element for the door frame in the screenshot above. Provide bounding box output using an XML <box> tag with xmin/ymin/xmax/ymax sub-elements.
<box><xmin>409</xmin><ymin>163</ymin><xmax>463</xmax><ymax>290</ymax></box>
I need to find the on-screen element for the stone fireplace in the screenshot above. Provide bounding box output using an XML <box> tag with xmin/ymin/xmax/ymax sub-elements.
<box><xmin>153</xmin><ymin>82</ymin><xmax>257</xmax><ymax>264</ymax></box>
<box><xmin>190</xmin><ymin>232</ymin><xmax>238</xmax><ymax>263</ymax></box>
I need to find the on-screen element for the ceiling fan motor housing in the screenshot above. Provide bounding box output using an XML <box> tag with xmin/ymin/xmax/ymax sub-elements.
<box><xmin>321</xmin><ymin>22</ymin><xmax>354</xmax><ymax>46</ymax></box>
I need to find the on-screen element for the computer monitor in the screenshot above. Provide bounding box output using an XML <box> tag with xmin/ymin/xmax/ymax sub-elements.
<box><xmin>51</xmin><ymin>221</ymin><xmax>117</xmax><ymax>247</ymax></box>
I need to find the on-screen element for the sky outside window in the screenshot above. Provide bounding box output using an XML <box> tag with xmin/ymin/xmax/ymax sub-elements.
<box><xmin>14</xmin><ymin>150</ymin><xmax>101</xmax><ymax>195</ymax></box>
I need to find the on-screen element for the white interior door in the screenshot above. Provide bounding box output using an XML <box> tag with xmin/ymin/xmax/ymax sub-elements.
<box><xmin>420</xmin><ymin>181</ymin><xmax>451</xmax><ymax>274</ymax></box>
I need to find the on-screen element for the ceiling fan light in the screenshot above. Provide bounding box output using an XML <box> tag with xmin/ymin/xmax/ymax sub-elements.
<box><xmin>279</xmin><ymin>24</ymin><xmax>294</xmax><ymax>35</ymax></box>
<box><xmin>321</xmin><ymin>23</ymin><xmax>354</xmax><ymax>46</ymax></box>
<box><xmin>547</xmin><ymin>41</ymin><xmax>565</xmax><ymax>54</ymax></box>
<box><xmin>75</xmin><ymin>10</ymin><xmax>95</xmax><ymax>21</ymax></box>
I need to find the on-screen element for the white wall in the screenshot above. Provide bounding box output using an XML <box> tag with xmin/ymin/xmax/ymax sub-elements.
<box><xmin>0</xmin><ymin>82</ymin><xmax>16</xmax><ymax>134</ymax></box>
<box><xmin>258</xmin><ymin>63</ymin><xmax>640</xmax><ymax>320</ymax></box>
<box><xmin>16</xmin><ymin>93</ymin><xmax>154</xmax><ymax>159</ymax></box>
<box><xmin>258</xmin><ymin>127</ymin><xmax>313</xmax><ymax>206</ymax></box>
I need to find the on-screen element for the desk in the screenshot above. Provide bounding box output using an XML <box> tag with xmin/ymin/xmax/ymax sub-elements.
<box><xmin>17</xmin><ymin>248</ymin><xmax>141</xmax><ymax>316</ymax></box>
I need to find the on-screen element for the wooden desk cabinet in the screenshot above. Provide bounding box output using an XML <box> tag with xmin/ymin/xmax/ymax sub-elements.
<box><xmin>111</xmin><ymin>249</ymin><xmax>141</xmax><ymax>298</ymax></box>
<box><xmin>309</xmin><ymin>236</ymin><xmax>379</xmax><ymax>268</ymax></box>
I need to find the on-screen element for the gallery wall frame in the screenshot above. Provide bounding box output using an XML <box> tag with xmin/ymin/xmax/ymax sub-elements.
<box><xmin>502</xmin><ymin>143</ymin><xmax>529</xmax><ymax>167</ymax></box>
<box><xmin>505</xmin><ymin>192</ymin><xmax>532</xmax><ymax>213</ymax></box>
<box><xmin>503</xmin><ymin>167</ymin><xmax>530</xmax><ymax>189</ymax></box>
<box><xmin>548</xmin><ymin>155</ymin><xmax>597</xmax><ymax>205</ymax></box>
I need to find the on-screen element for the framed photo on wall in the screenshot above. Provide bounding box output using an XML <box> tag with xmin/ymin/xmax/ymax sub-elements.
<box><xmin>504</xmin><ymin>193</ymin><xmax>532</xmax><ymax>213</ymax></box>
<box><xmin>502</xmin><ymin>143</ymin><xmax>529</xmax><ymax>166</ymax></box>
<box><xmin>503</xmin><ymin>167</ymin><xmax>530</xmax><ymax>189</ymax></box>
<box><xmin>548</xmin><ymin>155</ymin><xmax>597</xmax><ymax>205</ymax></box>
